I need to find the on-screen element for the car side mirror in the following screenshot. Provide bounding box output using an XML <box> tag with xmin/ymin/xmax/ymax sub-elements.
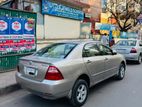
<box><xmin>112</xmin><ymin>50</ymin><xmax>117</xmax><ymax>55</ymax></box>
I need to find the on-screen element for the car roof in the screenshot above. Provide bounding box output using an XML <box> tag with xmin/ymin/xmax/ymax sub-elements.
<box><xmin>55</xmin><ymin>39</ymin><xmax>100</xmax><ymax>44</ymax></box>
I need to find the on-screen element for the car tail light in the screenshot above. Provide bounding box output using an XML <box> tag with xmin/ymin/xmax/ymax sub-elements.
<box><xmin>45</xmin><ymin>66</ymin><xmax>64</xmax><ymax>80</ymax></box>
<box><xmin>130</xmin><ymin>48</ymin><xmax>137</xmax><ymax>53</ymax></box>
<box><xmin>17</xmin><ymin>65</ymin><xmax>20</xmax><ymax>72</ymax></box>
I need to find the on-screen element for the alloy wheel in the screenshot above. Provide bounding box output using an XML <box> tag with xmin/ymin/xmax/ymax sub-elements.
<box><xmin>76</xmin><ymin>84</ymin><xmax>87</xmax><ymax>103</ymax></box>
<box><xmin>138</xmin><ymin>55</ymin><xmax>142</xmax><ymax>64</ymax></box>
<box><xmin>120</xmin><ymin>65</ymin><xmax>125</xmax><ymax>78</ymax></box>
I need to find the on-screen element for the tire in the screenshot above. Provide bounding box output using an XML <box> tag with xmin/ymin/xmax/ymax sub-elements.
<box><xmin>137</xmin><ymin>55</ymin><xmax>142</xmax><ymax>64</ymax></box>
<box><xmin>69</xmin><ymin>79</ymin><xmax>89</xmax><ymax>107</ymax></box>
<box><xmin>116</xmin><ymin>63</ymin><xmax>125</xmax><ymax>80</ymax></box>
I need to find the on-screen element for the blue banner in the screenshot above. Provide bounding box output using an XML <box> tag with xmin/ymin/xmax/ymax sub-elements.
<box><xmin>0</xmin><ymin>17</ymin><xmax>10</xmax><ymax>35</ymax></box>
<box><xmin>10</xmin><ymin>17</ymin><xmax>23</xmax><ymax>34</ymax></box>
<box><xmin>42</xmin><ymin>0</ymin><xmax>84</xmax><ymax>20</ymax></box>
<box><xmin>23</xmin><ymin>19</ymin><xmax>35</xmax><ymax>34</ymax></box>
<box><xmin>100</xmin><ymin>24</ymin><xmax>111</xmax><ymax>30</ymax></box>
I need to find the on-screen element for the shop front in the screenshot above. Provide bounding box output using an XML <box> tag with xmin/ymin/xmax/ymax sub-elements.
<box><xmin>42</xmin><ymin>0</ymin><xmax>89</xmax><ymax>39</ymax></box>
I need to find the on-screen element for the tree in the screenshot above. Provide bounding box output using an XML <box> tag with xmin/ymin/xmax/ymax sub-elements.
<box><xmin>106</xmin><ymin>0</ymin><xmax>142</xmax><ymax>32</ymax></box>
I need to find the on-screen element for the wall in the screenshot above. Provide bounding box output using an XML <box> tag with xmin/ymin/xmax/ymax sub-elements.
<box><xmin>44</xmin><ymin>15</ymin><xmax>81</xmax><ymax>39</ymax></box>
<box><xmin>36</xmin><ymin>13</ymin><xmax>44</xmax><ymax>39</ymax></box>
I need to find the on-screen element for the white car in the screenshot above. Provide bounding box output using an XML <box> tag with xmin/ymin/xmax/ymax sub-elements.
<box><xmin>113</xmin><ymin>39</ymin><xmax>142</xmax><ymax>64</ymax></box>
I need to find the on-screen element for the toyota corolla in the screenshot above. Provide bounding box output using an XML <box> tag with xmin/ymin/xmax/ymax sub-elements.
<box><xmin>16</xmin><ymin>40</ymin><xmax>126</xmax><ymax>107</ymax></box>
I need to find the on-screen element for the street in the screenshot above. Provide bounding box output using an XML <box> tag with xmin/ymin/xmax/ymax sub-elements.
<box><xmin>0</xmin><ymin>63</ymin><xmax>142</xmax><ymax>107</ymax></box>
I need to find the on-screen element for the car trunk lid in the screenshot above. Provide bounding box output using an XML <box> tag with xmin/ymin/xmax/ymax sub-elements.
<box><xmin>114</xmin><ymin>46</ymin><xmax>134</xmax><ymax>54</ymax></box>
<box><xmin>19</xmin><ymin>55</ymin><xmax>62</xmax><ymax>82</ymax></box>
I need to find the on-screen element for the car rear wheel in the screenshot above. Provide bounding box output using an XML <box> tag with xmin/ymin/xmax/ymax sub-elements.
<box><xmin>137</xmin><ymin>55</ymin><xmax>142</xmax><ymax>64</ymax></box>
<box><xmin>115</xmin><ymin>63</ymin><xmax>125</xmax><ymax>80</ymax></box>
<box><xmin>69</xmin><ymin>79</ymin><xmax>89</xmax><ymax>107</ymax></box>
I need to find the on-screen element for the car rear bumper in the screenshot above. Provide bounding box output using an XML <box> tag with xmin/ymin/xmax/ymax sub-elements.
<box><xmin>16</xmin><ymin>72</ymin><xmax>73</xmax><ymax>100</ymax></box>
<box><xmin>123</xmin><ymin>54</ymin><xmax>139</xmax><ymax>61</ymax></box>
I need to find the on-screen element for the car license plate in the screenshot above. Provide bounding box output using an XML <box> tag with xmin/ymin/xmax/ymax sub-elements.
<box><xmin>24</xmin><ymin>67</ymin><xmax>37</xmax><ymax>76</ymax></box>
<box><xmin>117</xmin><ymin>49</ymin><xmax>126</xmax><ymax>54</ymax></box>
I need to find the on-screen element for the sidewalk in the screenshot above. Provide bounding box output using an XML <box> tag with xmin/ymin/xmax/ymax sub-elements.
<box><xmin>0</xmin><ymin>70</ymin><xmax>20</xmax><ymax>96</ymax></box>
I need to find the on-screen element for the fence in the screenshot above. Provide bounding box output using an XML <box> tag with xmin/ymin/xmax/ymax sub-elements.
<box><xmin>0</xmin><ymin>8</ymin><xmax>37</xmax><ymax>72</ymax></box>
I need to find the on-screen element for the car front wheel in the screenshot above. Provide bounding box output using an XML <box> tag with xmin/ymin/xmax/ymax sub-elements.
<box><xmin>116</xmin><ymin>63</ymin><xmax>125</xmax><ymax>80</ymax></box>
<box><xmin>137</xmin><ymin>55</ymin><xmax>142</xmax><ymax>64</ymax></box>
<box><xmin>69</xmin><ymin>79</ymin><xmax>89</xmax><ymax>107</ymax></box>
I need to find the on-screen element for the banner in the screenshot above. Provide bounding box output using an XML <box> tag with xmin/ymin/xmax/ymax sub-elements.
<box><xmin>42</xmin><ymin>0</ymin><xmax>84</xmax><ymax>20</ymax></box>
<box><xmin>0</xmin><ymin>16</ymin><xmax>36</xmax><ymax>56</ymax></box>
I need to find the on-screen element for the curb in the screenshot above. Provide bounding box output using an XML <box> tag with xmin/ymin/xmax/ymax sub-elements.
<box><xmin>0</xmin><ymin>83</ymin><xmax>21</xmax><ymax>96</ymax></box>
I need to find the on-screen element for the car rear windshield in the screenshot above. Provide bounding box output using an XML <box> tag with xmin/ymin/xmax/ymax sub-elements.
<box><xmin>34</xmin><ymin>43</ymin><xmax>77</xmax><ymax>59</ymax></box>
<box><xmin>116</xmin><ymin>40</ymin><xmax>137</xmax><ymax>46</ymax></box>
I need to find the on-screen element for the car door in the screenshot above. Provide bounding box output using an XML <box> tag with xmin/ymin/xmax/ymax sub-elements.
<box><xmin>98</xmin><ymin>44</ymin><xmax>118</xmax><ymax>78</ymax></box>
<box><xmin>83</xmin><ymin>43</ymin><xmax>105</xmax><ymax>84</ymax></box>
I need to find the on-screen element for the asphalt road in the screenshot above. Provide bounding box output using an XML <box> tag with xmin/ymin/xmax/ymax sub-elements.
<box><xmin>0</xmin><ymin>63</ymin><xmax>142</xmax><ymax>107</ymax></box>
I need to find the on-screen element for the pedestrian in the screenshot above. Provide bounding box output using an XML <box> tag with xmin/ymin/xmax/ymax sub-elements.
<box><xmin>109</xmin><ymin>37</ymin><xmax>115</xmax><ymax>47</ymax></box>
<box><xmin>101</xmin><ymin>33</ymin><xmax>109</xmax><ymax>46</ymax></box>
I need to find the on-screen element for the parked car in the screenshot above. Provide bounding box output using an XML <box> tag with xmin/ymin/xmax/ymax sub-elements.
<box><xmin>113</xmin><ymin>39</ymin><xmax>142</xmax><ymax>64</ymax></box>
<box><xmin>16</xmin><ymin>40</ymin><xmax>126</xmax><ymax>107</ymax></box>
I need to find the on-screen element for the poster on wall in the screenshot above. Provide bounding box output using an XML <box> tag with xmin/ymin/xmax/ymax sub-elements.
<box><xmin>0</xmin><ymin>16</ymin><xmax>36</xmax><ymax>56</ymax></box>
<box><xmin>0</xmin><ymin>16</ymin><xmax>9</xmax><ymax>35</ymax></box>
<box><xmin>0</xmin><ymin>16</ymin><xmax>10</xmax><ymax>55</ymax></box>
<box><xmin>10</xmin><ymin>17</ymin><xmax>23</xmax><ymax>35</ymax></box>
<box><xmin>23</xmin><ymin>18</ymin><xmax>36</xmax><ymax>52</ymax></box>
<box><xmin>23</xmin><ymin>18</ymin><xmax>35</xmax><ymax>35</ymax></box>
<box><xmin>9</xmin><ymin>17</ymin><xmax>23</xmax><ymax>54</ymax></box>
<box><xmin>80</xmin><ymin>23</ymin><xmax>91</xmax><ymax>39</ymax></box>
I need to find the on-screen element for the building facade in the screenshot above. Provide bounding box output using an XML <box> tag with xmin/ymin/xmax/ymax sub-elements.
<box><xmin>0</xmin><ymin>0</ymin><xmax>90</xmax><ymax>40</ymax></box>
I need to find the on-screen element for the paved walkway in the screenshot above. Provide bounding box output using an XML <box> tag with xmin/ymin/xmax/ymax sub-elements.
<box><xmin>0</xmin><ymin>70</ymin><xmax>20</xmax><ymax>96</ymax></box>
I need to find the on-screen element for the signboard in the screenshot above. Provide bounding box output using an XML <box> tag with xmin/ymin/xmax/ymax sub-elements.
<box><xmin>95</xmin><ymin>23</ymin><xmax>116</xmax><ymax>30</ymax></box>
<box><xmin>42</xmin><ymin>0</ymin><xmax>84</xmax><ymax>20</ymax></box>
<box><xmin>0</xmin><ymin>16</ymin><xmax>36</xmax><ymax>56</ymax></box>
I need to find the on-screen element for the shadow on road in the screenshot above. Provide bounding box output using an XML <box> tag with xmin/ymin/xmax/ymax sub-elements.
<box><xmin>89</xmin><ymin>77</ymin><xmax>116</xmax><ymax>95</ymax></box>
<box><xmin>21</xmin><ymin>94</ymin><xmax>73</xmax><ymax>107</ymax></box>
<box><xmin>126</xmin><ymin>61</ymin><xmax>140</xmax><ymax>65</ymax></box>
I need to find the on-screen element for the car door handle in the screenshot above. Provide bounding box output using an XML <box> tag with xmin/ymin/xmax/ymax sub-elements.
<box><xmin>86</xmin><ymin>60</ymin><xmax>92</xmax><ymax>64</ymax></box>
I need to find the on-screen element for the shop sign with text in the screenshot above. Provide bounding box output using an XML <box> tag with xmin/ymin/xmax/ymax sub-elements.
<box><xmin>42</xmin><ymin>0</ymin><xmax>84</xmax><ymax>20</ymax></box>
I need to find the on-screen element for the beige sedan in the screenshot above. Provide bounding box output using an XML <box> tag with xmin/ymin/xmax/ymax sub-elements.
<box><xmin>16</xmin><ymin>40</ymin><xmax>126</xmax><ymax>107</ymax></box>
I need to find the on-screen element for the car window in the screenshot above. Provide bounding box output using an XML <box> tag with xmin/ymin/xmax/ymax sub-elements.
<box><xmin>116</xmin><ymin>40</ymin><xmax>136</xmax><ymax>46</ymax></box>
<box><xmin>34</xmin><ymin>43</ymin><xmax>77</xmax><ymax>59</ymax></box>
<box><xmin>98</xmin><ymin>45</ymin><xmax>113</xmax><ymax>55</ymax></box>
<box><xmin>83</xmin><ymin>43</ymin><xmax>100</xmax><ymax>57</ymax></box>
